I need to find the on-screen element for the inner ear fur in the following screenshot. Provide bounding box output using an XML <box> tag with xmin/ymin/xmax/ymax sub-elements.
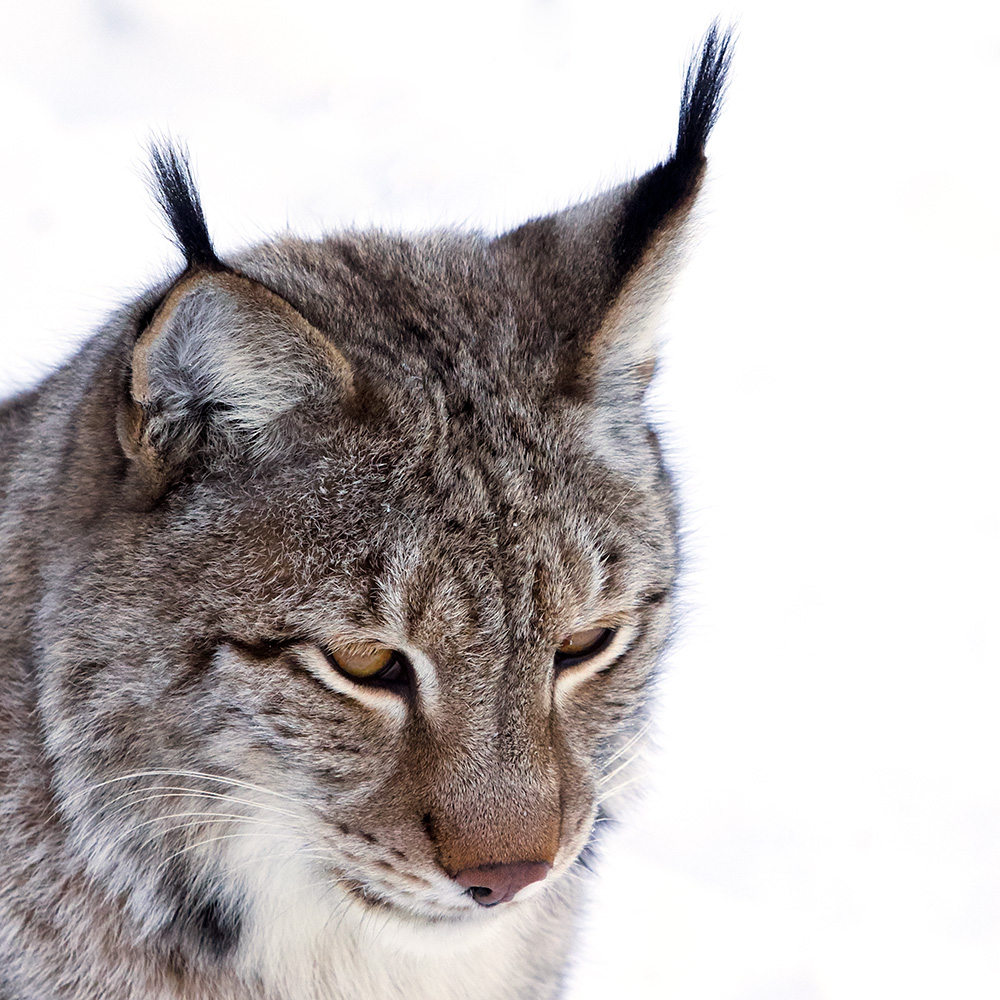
<box><xmin>578</xmin><ymin>171</ymin><xmax>704</xmax><ymax>398</ymax></box>
<box><xmin>118</xmin><ymin>268</ymin><xmax>353</xmax><ymax>487</ymax></box>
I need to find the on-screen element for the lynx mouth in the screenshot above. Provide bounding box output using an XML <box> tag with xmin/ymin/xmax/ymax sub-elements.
<box><xmin>340</xmin><ymin>878</ymin><xmax>397</xmax><ymax>913</ymax></box>
<box><xmin>338</xmin><ymin>876</ymin><xmax>509</xmax><ymax>925</ymax></box>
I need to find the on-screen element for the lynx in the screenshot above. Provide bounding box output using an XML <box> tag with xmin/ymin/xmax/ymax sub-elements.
<box><xmin>0</xmin><ymin>26</ymin><xmax>731</xmax><ymax>1000</ymax></box>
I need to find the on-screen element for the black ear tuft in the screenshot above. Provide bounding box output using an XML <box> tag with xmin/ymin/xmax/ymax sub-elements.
<box><xmin>494</xmin><ymin>23</ymin><xmax>733</xmax><ymax>385</ymax></box>
<box><xmin>676</xmin><ymin>20</ymin><xmax>735</xmax><ymax>164</ymax></box>
<box><xmin>611</xmin><ymin>21</ymin><xmax>734</xmax><ymax>276</ymax></box>
<box><xmin>147</xmin><ymin>139</ymin><xmax>224</xmax><ymax>272</ymax></box>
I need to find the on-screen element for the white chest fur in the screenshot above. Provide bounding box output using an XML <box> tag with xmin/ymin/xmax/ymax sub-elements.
<box><xmin>234</xmin><ymin>851</ymin><xmax>573</xmax><ymax>1000</ymax></box>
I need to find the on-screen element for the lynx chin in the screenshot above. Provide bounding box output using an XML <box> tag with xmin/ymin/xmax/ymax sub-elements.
<box><xmin>0</xmin><ymin>25</ymin><xmax>731</xmax><ymax>1000</ymax></box>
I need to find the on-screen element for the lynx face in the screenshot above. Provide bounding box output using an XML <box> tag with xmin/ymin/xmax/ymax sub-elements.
<box><xmin>0</xmin><ymin>25</ymin><xmax>730</xmax><ymax>1000</ymax></box>
<box><xmin>45</xmin><ymin>233</ymin><xmax>675</xmax><ymax>932</ymax></box>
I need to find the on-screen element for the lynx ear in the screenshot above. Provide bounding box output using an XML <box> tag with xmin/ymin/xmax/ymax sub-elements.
<box><xmin>497</xmin><ymin>23</ymin><xmax>732</xmax><ymax>398</ymax></box>
<box><xmin>119</xmin><ymin>270</ymin><xmax>353</xmax><ymax>481</ymax></box>
<box><xmin>120</xmin><ymin>143</ymin><xmax>352</xmax><ymax>487</ymax></box>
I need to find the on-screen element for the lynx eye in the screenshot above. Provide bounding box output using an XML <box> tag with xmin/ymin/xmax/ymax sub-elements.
<box><xmin>554</xmin><ymin>627</ymin><xmax>615</xmax><ymax>669</ymax></box>
<box><xmin>325</xmin><ymin>643</ymin><xmax>407</xmax><ymax>686</ymax></box>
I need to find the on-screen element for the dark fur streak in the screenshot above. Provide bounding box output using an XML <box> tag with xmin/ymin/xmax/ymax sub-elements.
<box><xmin>164</xmin><ymin>643</ymin><xmax>219</xmax><ymax>696</ymax></box>
<box><xmin>315</xmin><ymin>767</ymin><xmax>349</xmax><ymax>786</ymax></box>
<box><xmin>420</xmin><ymin>813</ymin><xmax>437</xmax><ymax>846</ymax></box>
<box><xmin>63</xmin><ymin>660</ymin><xmax>105</xmax><ymax>690</ymax></box>
<box><xmin>159</xmin><ymin>863</ymin><xmax>243</xmax><ymax>961</ymax></box>
<box><xmin>641</xmin><ymin>588</ymin><xmax>669</xmax><ymax>607</ymax></box>
<box><xmin>189</xmin><ymin>895</ymin><xmax>243</xmax><ymax>959</ymax></box>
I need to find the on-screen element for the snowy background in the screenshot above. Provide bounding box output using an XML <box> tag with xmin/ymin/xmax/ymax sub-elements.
<box><xmin>2</xmin><ymin>1</ymin><xmax>998</xmax><ymax>997</ymax></box>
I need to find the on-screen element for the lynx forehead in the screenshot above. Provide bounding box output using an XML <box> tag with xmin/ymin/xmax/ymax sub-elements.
<box><xmin>0</xmin><ymin>25</ymin><xmax>731</xmax><ymax>1000</ymax></box>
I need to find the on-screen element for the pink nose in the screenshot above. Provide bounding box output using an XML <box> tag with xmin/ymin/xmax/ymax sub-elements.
<box><xmin>454</xmin><ymin>862</ymin><xmax>551</xmax><ymax>906</ymax></box>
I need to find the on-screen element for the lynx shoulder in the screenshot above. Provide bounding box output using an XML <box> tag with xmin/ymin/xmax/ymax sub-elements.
<box><xmin>0</xmin><ymin>26</ymin><xmax>730</xmax><ymax>1000</ymax></box>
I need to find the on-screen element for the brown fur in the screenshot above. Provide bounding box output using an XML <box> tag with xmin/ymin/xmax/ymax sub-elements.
<box><xmin>0</xmin><ymin>27</ymin><xmax>730</xmax><ymax>1000</ymax></box>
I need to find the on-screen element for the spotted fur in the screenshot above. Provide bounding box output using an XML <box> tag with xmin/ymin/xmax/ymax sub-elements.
<box><xmin>0</xmin><ymin>25</ymin><xmax>731</xmax><ymax>1000</ymax></box>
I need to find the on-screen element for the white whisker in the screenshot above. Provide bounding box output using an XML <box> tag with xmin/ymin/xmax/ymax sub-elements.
<box><xmin>90</xmin><ymin>786</ymin><xmax>302</xmax><ymax>825</ymax></box>
<box><xmin>603</xmin><ymin>721</ymin><xmax>652</xmax><ymax>767</ymax></box>
<box><xmin>599</xmin><ymin>747</ymin><xmax>648</xmax><ymax>788</ymax></box>
<box><xmin>598</xmin><ymin>772</ymin><xmax>645</xmax><ymax>804</ymax></box>
<box><xmin>66</xmin><ymin>769</ymin><xmax>300</xmax><ymax>806</ymax></box>
<box><xmin>124</xmin><ymin>810</ymin><xmax>282</xmax><ymax>836</ymax></box>
<box><xmin>153</xmin><ymin>830</ymin><xmax>303</xmax><ymax>876</ymax></box>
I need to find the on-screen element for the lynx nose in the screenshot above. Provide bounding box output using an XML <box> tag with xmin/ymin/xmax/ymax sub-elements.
<box><xmin>454</xmin><ymin>861</ymin><xmax>551</xmax><ymax>906</ymax></box>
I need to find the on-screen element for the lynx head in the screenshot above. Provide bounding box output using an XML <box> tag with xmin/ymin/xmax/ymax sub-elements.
<box><xmin>39</xmin><ymin>26</ymin><xmax>730</xmax><ymax>984</ymax></box>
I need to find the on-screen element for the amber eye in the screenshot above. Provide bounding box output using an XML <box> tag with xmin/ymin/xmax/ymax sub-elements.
<box><xmin>554</xmin><ymin>627</ymin><xmax>615</xmax><ymax>669</ymax></box>
<box><xmin>324</xmin><ymin>643</ymin><xmax>409</xmax><ymax>687</ymax></box>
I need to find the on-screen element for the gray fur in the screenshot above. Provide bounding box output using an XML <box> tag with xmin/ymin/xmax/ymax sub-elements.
<box><xmin>0</xmin><ymin>29</ymin><xmax>729</xmax><ymax>1000</ymax></box>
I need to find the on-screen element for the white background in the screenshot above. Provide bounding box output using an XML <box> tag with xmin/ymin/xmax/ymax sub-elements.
<box><xmin>1</xmin><ymin>2</ymin><xmax>998</xmax><ymax>997</ymax></box>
